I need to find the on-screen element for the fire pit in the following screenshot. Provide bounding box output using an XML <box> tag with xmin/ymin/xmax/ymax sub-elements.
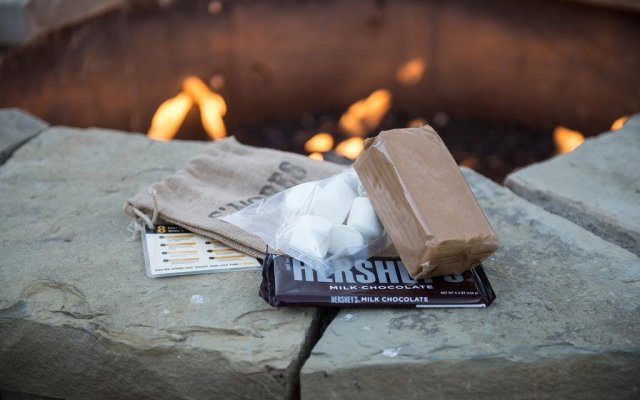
<box><xmin>1</xmin><ymin>2</ymin><xmax>640</xmax><ymax>399</ymax></box>
<box><xmin>1</xmin><ymin>0</ymin><xmax>638</xmax><ymax>181</ymax></box>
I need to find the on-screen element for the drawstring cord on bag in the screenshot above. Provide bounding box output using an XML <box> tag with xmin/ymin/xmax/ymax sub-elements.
<box><xmin>123</xmin><ymin>188</ymin><xmax>159</xmax><ymax>241</ymax></box>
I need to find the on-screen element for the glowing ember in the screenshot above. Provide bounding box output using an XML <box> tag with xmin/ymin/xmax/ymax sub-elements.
<box><xmin>611</xmin><ymin>116</ymin><xmax>628</xmax><ymax>131</ymax></box>
<box><xmin>407</xmin><ymin>117</ymin><xmax>428</xmax><ymax>128</ymax></box>
<box><xmin>183</xmin><ymin>76</ymin><xmax>227</xmax><ymax>140</ymax></box>
<box><xmin>396</xmin><ymin>58</ymin><xmax>426</xmax><ymax>86</ymax></box>
<box><xmin>554</xmin><ymin>126</ymin><xmax>585</xmax><ymax>154</ymax></box>
<box><xmin>339</xmin><ymin>89</ymin><xmax>392</xmax><ymax>137</ymax></box>
<box><xmin>147</xmin><ymin>92</ymin><xmax>193</xmax><ymax>141</ymax></box>
<box><xmin>209</xmin><ymin>74</ymin><xmax>225</xmax><ymax>91</ymax></box>
<box><xmin>308</xmin><ymin>152</ymin><xmax>324</xmax><ymax>161</ymax></box>
<box><xmin>461</xmin><ymin>157</ymin><xmax>479</xmax><ymax>169</ymax></box>
<box><xmin>304</xmin><ymin>132</ymin><xmax>334</xmax><ymax>153</ymax></box>
<box><xmin>208</xmin><ymin>0</ymin><xmax>223</xmax><ymax>15</ymax></box>
<box><xmin>335</xmin><ymin>137</ymin><xmax>365</xmax><ymax>160</ymax></box>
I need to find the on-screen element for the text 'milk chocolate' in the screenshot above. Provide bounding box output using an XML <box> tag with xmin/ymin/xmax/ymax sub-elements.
<box><xmin>260</xmin><ymin>254</ymin><xmax>495</xmax><ymax>308</ymax></box>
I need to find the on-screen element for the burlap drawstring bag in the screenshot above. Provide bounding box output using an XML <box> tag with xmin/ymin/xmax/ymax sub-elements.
<box><xmin>124</xmin><ymin>137</ymin><xmax>344</xmax><ymax>258</ymax></box>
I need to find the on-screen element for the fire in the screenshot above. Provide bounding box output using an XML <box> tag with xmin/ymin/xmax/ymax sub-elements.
<box><xmin>554</xmin><ymin>126</ymin><xmax>585</xmax><ymax>154</ymax></box>
<box><xmin>304</xmin><ymin>133</ymin><xmax>334</xmax><ymax>153</ymax></box>
<box><xmin>183</xmin><ymin>76</ymin><xmax>227</xmax><ymax>140</ymax></box>
<box><xmin>396</xmin><ymin>58</ymin><xmax>426</xmax><ymax>86</ymax></box>
<box><xmin>461</xmin><ymin>156</ymin><xmax>478</xmax><ymax>169</ymax></box>
<box><xmin>407</xmin><ymin>117</ymin><xmax>427</xmax><ymax>128</ymax></box>
<box><xmin>147</xmin><ymin>93</ymin><xmax>193</xmax><ymax>141</ymax></box>
<box><xmin>147</xmin><ymin>76</ymin><xmax>227</xmax><ymax>141</ymax></box>
<box><xmin>335</xmin><ymin>137</ymin><xmax>365</xmax><ymax>160</ymax></box>
<box><xmin>611</xmin><ymin>116</ymin><xmax>627</xmax><ymax>131</ymax></box>
<box><xmin>339</xmin><ymin>89</ymin><xmax>392</xmax><ymax>137</ymax></box>
<box><xmin>304</xmin><ymin>88</ymin><xmax>393</xmax><ymax>161</ymax></box>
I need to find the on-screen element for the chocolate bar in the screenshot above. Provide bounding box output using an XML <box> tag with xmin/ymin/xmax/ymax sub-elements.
<box><xmin>259</xmin><ymin>254</ymin><xmax>495</xmax><ymax>308</ymax></box>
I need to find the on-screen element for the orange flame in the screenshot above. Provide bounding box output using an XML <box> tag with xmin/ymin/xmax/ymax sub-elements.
<box><xmin>611</xmin><ymin>116</ymin><xmax>627</xmax><ymax>131</ymax></box>
<box><xmin>396</xmin><ymin>58</ymin><xmax>426</xmax><ymax>86</ymax></box>
<box><xmin>183</xmin><ymin>76</ymin><xmax>227</xmax><ymax>140</ymax></box>
<box><xmin>308</xmin><ymin>152</ymin><xmax>324</xmax><ymax>161</ymax></box>
<box><xmin>335</xmin><ymin>137</ymin><xmax>365</xmax><ymax>160</ymax></box>
<box><xmin>304</xmin><ymin>132</ymin><xmax>334</xmax><ymax>153</ymax></box>
<box><xmin>407</xmin><ymin>117</ymin><xmax>427</xmax><ymax>128</ymax></box>
<box><xmin>554</xmin><ymin>126</ymin><xmax>585</xmax><ymax>154</ymax></box>
<box><xmin>461</xmin><ymin>156</ymin><xmax>478</xmax><ymax>169</ymax></box>
<box><xmin>147</xmin><ymin>76</ymin><xmax>227</xmax><ymax>141</ymax></box>
<box><xmin>339</xmin><ymin>89</ymin><xmax>392</xmax><ymax>137</ymax></box>
<box><xmin>147</xmin><ymin>92</ymin><xmax>193</xmax><ymax>141</ymax></box>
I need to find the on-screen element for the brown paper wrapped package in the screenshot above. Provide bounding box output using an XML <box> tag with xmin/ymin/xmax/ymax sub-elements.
<box><xmin>354</xmin><ymin>125</ymin><xmax>499</xmax><ymax>279</ymax></box>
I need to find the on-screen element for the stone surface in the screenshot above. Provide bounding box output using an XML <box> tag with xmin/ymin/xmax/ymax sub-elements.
<box><xmin>0</xmin><ymin>0</ymin><xmax>122</xmax><ymax>44</ymax></box>
<box><xmin>301</xmin><ymin>168</ymin><xmax>640</xmax><ymax>400</ymax></box>
<box><xmin>0</xmin><ymin>127</ymin><xmax>321</xmax><ymax>400</ymax></box>
<box><xmin>505</xmin><ymin>115</ymin><xmax>640</xmax><ymax>256</ymax></box>
<box><xmin>0</xmin><ymin>108</ymin><xmax>47</xmax><ymax>165</ymax></box>
<box><xmin>1</xmin><ymin>390</ymin><xmax>57</xmax><ymax>400</ymax></box>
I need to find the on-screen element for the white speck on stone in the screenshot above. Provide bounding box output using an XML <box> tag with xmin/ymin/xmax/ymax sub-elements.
<box><xmin>169</xmin><ymin>333</ymin><xmax>185</xmax><ymax>342</ymax></box>
<box><xmin>190</xmin><ymin>294</ymin><xmax>204</xmax><ymax>304</ymax></box>
<box><xmin>341</xmin><ymin>313</ymin><xmax>356</xmax><ymax>321</ymax></box>
<box><xmin>363</xmin><ymin>326</ymin><xmax>372</xmax><ymax>331</ymax></box>
<box><xmin>382</xmin><ymin>347</ymin><xmax>401</xmax><ymax>357</ymax></box>
<box><xmin>161</xmin><ymin>308</ymin><xmax>170</xmax><ymax>315</ymax></box>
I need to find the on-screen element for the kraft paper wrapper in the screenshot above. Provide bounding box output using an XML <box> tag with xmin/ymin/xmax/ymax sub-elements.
<box><xmin>354</xmin><ymin>125</ymin><xmax>499</xmax><ymax>279</ymax></box>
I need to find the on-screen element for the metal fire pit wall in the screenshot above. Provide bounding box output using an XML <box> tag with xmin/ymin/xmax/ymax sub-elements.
<box><xmin>0</xmin><ymin>0</ymin><xmax>638</xmax><ymax>140</ymax></box>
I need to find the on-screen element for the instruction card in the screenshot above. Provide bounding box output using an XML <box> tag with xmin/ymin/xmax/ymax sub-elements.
<box><xmin>142</xmin><ymin>224</ymin><xmax>261</xmax><ymax>277</ymax></box>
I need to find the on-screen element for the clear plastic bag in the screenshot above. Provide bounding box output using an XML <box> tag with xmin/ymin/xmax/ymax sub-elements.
<box><xmin>221</xmin><ymin>169</ymin><xmax>391</xmax><ymax>275</ymax></box>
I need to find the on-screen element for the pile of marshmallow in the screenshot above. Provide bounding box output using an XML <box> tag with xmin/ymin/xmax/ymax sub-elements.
<box><xmin>281</xmin><ymin>172</ymin><xmax>384</xmax><ymax>258</ymax></box>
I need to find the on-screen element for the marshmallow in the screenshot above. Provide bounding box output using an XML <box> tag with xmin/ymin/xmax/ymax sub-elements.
<box><xmin>286</xmin><ymin>215</ymin><xmax>333</xmax><ymax>258</ymax></box>
<box><xmin>347</xmin><ymin>197</ymin><xmax>384</xmax><ymax>239</ymax></box>
<box><xmin>284</xmin><ymin>182</ymin><xmax>317</xmax><ymax>213</ymax></box>
<box><xmin>336</xmin><ymin>169</ymin><xmax>367</xmax><ymax>196</ymax></box>
<box><xmin>311</xmin><ymin>178</ymin><xmax>357</xmax><ymax>224</ymax></box>
<box><xmin>328</xmin><ymin>224</ymin><xmax>366</xmax><ymax>255</ymax></box>
<box><xmin>357</xmin><ymin>181</ymin><xmax>367</xmax><ymax>196</ymax></box>
<box><xmin>338</xmin><ymin>171</ymin><xmax>360</xmax><ymax>192</ymax></box>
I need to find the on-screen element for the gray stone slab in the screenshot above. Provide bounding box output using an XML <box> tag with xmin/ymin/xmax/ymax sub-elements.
<box><xmin>301</xmin><ymin>168</ymin><xmax>640</xmax><ymax>400</ymax></box>
<box><xmin>0</xmin><ymin>109</ymin><xmax>47</xmax><ymax>164</ymax></box>
<box><xmin>0</xmin><ymin>127</ymin><xmax>320</xmax><ymax>400</ymax></box>
<box><xmin>1</xmin><ymin>390</ymin><xmax>58</xmax><ymax>400</ymax></box>
<box><xmin>505</xmin><ymin>115</ymin><xmax>640</xmax><ymax>256</ymax></box>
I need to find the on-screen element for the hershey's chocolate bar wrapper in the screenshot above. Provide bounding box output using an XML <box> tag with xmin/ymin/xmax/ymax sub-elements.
<box><xmin>260</xmin><ymin>254</ymin><xmax>495</xmax><ymax>308</ymax></box>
